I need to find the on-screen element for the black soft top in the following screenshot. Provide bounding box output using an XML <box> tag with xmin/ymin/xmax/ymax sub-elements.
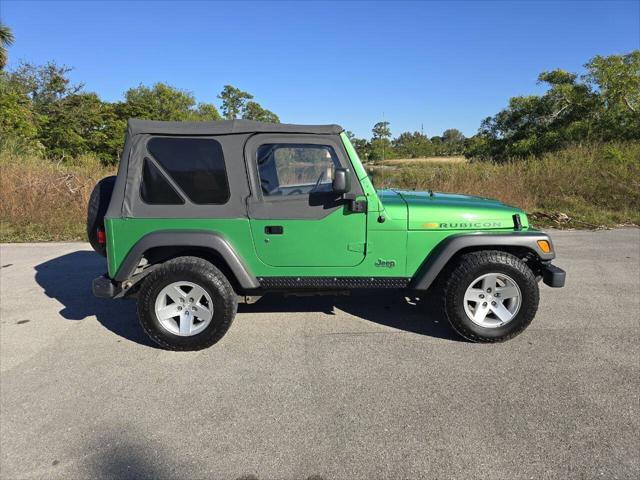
<box><xmin>127</xmin><ymin>118</ymin><xmax>344</xmax><ymax>136</ymax></box>
<box><xmin>106</xmin><ymin>118</ymin><xmax>346</xmax><ymax>219</ymax></box>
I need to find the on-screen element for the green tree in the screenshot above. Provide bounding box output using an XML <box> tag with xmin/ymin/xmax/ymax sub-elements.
<box><xmin>392</xmin><ymin>131</ymin><xmax>432</xmax><ymax>158</ymax></box>
<box><xmin>188</xmin><ymin>102</ymin><xmax>222</xmax><ymax>121</ymax></box>
<box><xmin>1</xmin><ymin>60</ymin><xmax>287</xmax><ymax>163</ymax></box>
<box><xmin>345</xmin><ymin>131</ymin><xmax>374</xmax><ymax>161</ymax></box>
<box><xmin>242</xmin><ymin>100</ymin><xmax>280</xmax><ymax>123</ymax></box>
<box><xmin>122</xmin><ymin>83</ymin><xmax>204</xmax><ymax>121</ymax></box>
<box><xmin>464</xmin><ymin>52</ymin><xmax>640</xmax><ymax>161</ymax></box>
<box><xmin>0</xmin><ymin>24</ymin><xmax>15</xmax><ymax>71</ymax></box>
<box><xmin>8</xmin><ymin>62</ymin><xmax>83</xmax><ymax>104</ymax></box>
<box><xmin>586</xmin><ymin>52</ymin><xmax>640</xmax><ymax>114</ymax></box>
<box><xmin>584</xmin><ymin>51</ymin><xmax>640</xmax><ymax>141</ymax></box>
<box><xmin>0</xmin><ymin>73</ymin><xmax>40</xmax><ymax>152</ymax></box>
<box><xmin>442</xmin><ymin>128</ymin><xmax>465</xmax><ymax>144</ymax></box>
<box><xmin>39</xmin><ymin>92</ymin><xmax>123</xmax><ymax>162</ymax></box>
<box><xmin>439</xmin><ymin>128</ymin><xmax>466</xmax><ymax>155</ymax></box>
<box><xmin>372</xmin><ymin>121</ymin><xmax>391</xmax><ymax>140</ymax></box>
<box><xmin>4</xmin><ymin>62</ymin><xmax>126</xmax><ymax>162</ymax></box>
<box><xmin>350</xmin><ymin>137</ymin><xmax>371</xmax><ymax>161</ymax></box>
<box><xmin>218</xmin><ymin>85</ymin><xmax>253</xmax><ymax>120</ymax></box>
<box><xmin>470</xmin><ymin>70</ymin><xmax>596</xmax><ymax>159</ymax></box>
<box><xmin>4</xmin><ymin>62</ymin><xmax>103</xmax><ymax>158</ymax></box>
<box><xmin>370</xmin><ymin>121</ymin><xmax>393</xmax><ymax>161</ymax></box>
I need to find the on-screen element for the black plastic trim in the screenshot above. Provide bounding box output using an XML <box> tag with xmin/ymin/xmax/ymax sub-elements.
<box><xmin>113</xmin><ymin>230</ymin><xmax>260</xmax><ymax>289</ymax></box>
<box><xmin>542</xmin><ymin>263</ymin><xmax>566</xmax><ymax>288</ymax></box>
<box><xmin>513</xmin><ymin>213</ymin><xmax>522</xmax><ymax>230</ymax></box>
<box><xmin>265</xmin><ymin>226</ymin><xmax>283</xmax><ymax>235</ymax></box>
<box><xmin>409</xmin><ymin>231</ymin><xmax>557</xmax><ymax>291</ymax></box>
<box><xmin>258</xmin><ymin>276</ymin><xmax>410</xmax><ymax>290</ymax></box>
<box><xmin>92</xmin><ymin>274</ymin><xmax>120</xmax><ymax>298</ymax></box>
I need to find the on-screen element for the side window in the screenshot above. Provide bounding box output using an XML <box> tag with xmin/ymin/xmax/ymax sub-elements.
<box><xmin>146</xmin><ymin>137</ymin><xmax>230</xmax><ymax>205</ymax></box>
<box><xmin>257</xmin><ymin>144</ymin><xmax>339</xmax><ymax>197</ymax></box>
<box><xmin>140</xmin><ymin>158</ymin><xmax>185</xmax><ymax>205</ymax></box>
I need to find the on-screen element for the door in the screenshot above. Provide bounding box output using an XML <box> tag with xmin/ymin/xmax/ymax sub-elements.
<box><xmin>245</xmin><ymin>134</ymin><xmax>367</xmax><ymax>267</ymax></box>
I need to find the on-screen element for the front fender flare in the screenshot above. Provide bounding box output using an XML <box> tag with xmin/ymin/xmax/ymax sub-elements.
<box><xmin>113</xmin><ymin>230</ymin><xmax>260</xmax><ymax>289</ymax></box>
<box><xmin>409</xmin><ymin>232</ymin><xmax>556</xmax><ymax>291</ymax></box>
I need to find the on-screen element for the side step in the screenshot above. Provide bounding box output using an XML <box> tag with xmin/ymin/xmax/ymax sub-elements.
<box><xmin>258</xmin><ymin>276</ymin><xmax>410</xmax><ymax>290</ymax></box>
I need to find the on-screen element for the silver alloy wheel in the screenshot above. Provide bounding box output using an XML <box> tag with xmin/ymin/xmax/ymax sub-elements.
<box><xmin>463</xmin><ymin>273</ymin><xmax>522</xmax><ymax>328</ymax></box>
<box><xmin>154</xmin><ymin>281</ymin><xmax>214</xmax><ymax>336</ymax></box>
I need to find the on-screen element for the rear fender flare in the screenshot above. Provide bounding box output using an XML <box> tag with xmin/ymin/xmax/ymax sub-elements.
<box><xmin>113</xmin><ymin>230</ymin><xmax>260</xmax><ymax>289</ymax></box>
<box><xmin>409</xmin><ymin>232</ymin><xmax>556</xmax><ymax>291</ymax></box>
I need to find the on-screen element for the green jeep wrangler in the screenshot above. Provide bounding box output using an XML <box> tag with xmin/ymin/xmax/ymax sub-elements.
<box><xmin>89</xmin><ymin>119</ymin><xmax>565</xmax><ymax>350</ymax></box>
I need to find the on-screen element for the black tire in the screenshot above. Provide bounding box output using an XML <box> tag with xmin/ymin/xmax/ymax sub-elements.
<box><xmin>443</xmin><ymin>250</ymin><xmax>539</xmax><ymax>343</ymax></box>
<box><xmin>86</xmin><ymin>175</ymin><xmax>116</xmax><ymax>256</ymax></box>
<box><xmin>137</xmin><ymin>257</ymin><xmax>238</xmax><ymax>351</ymax></box>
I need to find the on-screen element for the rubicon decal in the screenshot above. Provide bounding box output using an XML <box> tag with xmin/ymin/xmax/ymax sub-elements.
<box><xmin>422</xmin><ymin>221</ymin><xmax>503</xmax><ymax>229</ymax></box>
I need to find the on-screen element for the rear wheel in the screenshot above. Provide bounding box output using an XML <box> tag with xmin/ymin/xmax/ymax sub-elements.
<box><xmin>137</xmin><ymin>257</ymin><xmax>237</xmax><ymax>350</ymax></box>
<box><xmin>443</xmin><ymin>250</ymin><xmax>539</xmax><ymax>342</ymax></box>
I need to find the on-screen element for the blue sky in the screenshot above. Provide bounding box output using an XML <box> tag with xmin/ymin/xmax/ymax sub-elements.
<box><xmin>2</xmin><ymin>0</ymin><xmax>638</xmax><ymax>138</ymax></box>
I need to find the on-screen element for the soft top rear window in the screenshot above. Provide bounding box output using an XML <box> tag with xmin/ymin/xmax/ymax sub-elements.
<box><xmin>146</xmin><ymin>137</ymin><xmax>230</xmax><ymax>205</ymax></box>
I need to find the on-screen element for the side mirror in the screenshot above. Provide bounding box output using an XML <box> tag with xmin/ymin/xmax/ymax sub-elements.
<box><xmin>332</xmin><ymin>168</ymin><xmax>351</xmax><ymax>194</ymax></box>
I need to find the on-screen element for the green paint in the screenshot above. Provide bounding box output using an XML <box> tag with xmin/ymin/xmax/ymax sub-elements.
<box><xmin>105</xmin><ymin>133</ymin><xmax>532</xmax><ymax>282</ymax></box>
<box><xmin>340</xmin><ymin>132</ymin><xmax>381</xmax><ymax>211</ymax></box>
<box><xmin>393</xmin><ymin>190</ymin><xmax>528</xmax><ymax>231</ymax></box>
<box><xmin>105</xmin><ymin>217</ymin><xmax>257</xmax><ymax>278</ymax></box>
<box><xmin>249</xmin><ymin>208</ymin><xmax>366</xmax><ymax>267</ymax></box>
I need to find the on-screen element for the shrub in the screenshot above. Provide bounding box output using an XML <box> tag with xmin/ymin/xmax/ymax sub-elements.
<box><xmin>0</xmin><ymin>148</ymin><xmax>113</xmax><ymax>242</ymax></box>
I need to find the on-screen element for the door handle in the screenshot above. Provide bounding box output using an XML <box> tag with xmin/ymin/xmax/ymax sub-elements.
<box><xmin>265</xmin><ymin>226</ymin><xmax>283</xmax><ymax>235</ymax></box>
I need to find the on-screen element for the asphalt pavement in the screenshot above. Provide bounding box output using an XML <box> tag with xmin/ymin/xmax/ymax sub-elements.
<box><xmin>1</xmin><ymin>229</ymin><xmax>639</xmax><ymax>479</ymax></box>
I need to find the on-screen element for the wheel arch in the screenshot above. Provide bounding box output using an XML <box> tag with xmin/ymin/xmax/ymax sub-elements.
<box><xmin>112</xmin><ymin>230</ymin><xmax>260</xmax><ymax>291</ymax></box>
<box><xmin>409</xmin><ymin>232</ymin><xmax>556</xmax><ymax>291</ymax></box>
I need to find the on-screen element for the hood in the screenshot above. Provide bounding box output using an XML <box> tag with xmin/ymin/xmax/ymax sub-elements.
<box><xmin>382</xmin><ymin>190</ymin><xmax>527</xmax><ymax>231</ymax></box>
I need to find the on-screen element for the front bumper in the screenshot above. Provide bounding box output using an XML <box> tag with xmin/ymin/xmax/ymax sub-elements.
<box><xmin>542</xmin><ymin>263</ymin><xmax>566</xmax><ymax>288</ymax></box>
<box><xmin>92</xmin><ymin>274</ymin><xmax>121</xmax><ymax>298</ymax></box>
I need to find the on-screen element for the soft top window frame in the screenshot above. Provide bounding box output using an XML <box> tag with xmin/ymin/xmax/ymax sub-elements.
<box><xmin>113</xmin><ymin>132</ymin><xmax>252</xmax><ymax>219</ymax></box>
<box><xmin>244</xmin><ymin>133</ymin><xmax>363</xmax><ymax>220</ymax></box>
<box><xmin>256</xmin><ymin>142</ymin><xmax>341</xmax><ymax>197</ymax></box>
<box><xmin>144</xmin><ymin>136</ymin><xmax>231</xmax><ymax>206</ymax></box>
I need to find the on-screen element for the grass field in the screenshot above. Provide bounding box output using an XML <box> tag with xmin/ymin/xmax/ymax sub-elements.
<box><xmin>370</xmin><ymin>156</ymin><xmax>467</xmax><ymax>166</ymax></box>
<box><xmin>0</xmin><ymin>151</ymin><xmax>113</xmax><ymax>242</ymax></box>
<box><xmin>368</xmin><ymin>143</ymin><xmax>640</xmax><ymax>229</ymax></box>
<box><xmin>0</xmin><ymin>143</ymin><xmax>638</xmax><ymax>242</ymax></box>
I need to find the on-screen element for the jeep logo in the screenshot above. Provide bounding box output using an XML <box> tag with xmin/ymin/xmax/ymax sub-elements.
<box><xmin>375</xmin><ymin>259</ymin><xmax>396</xmax><ymax>268</ymax></box>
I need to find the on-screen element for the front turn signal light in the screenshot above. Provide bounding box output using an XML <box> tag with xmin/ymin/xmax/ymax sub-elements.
<box><xmin>537</xmin><ymin>240</ymin><xmax>551</xmax><ymax>253</ymax></box>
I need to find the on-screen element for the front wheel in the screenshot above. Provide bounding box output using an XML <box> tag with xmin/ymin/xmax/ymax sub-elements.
<box><xmin>443</xmin><ymin>250</ymin><xmax>539</xmax><ymax>342</ymax></box>
<box><xmin>137</xmin><ymin>257</ymin><xmax>237</xmax><ymax>350</ymax></box>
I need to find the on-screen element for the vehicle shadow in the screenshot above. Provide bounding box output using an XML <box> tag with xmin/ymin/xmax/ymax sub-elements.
<box><xmin>85</xmin><ymin>431</ymin><xmax>171</xmax><ymax>479</ymax></box>
<box><xmin>34</xmin><ymin>250</ymin><xmax>158</xmax><ymax>348</ymax></box>
<box><xmin>239</xmin><ymin>291</ymin><xmax>461</xmax><ymax>341</ymax></box>
<box><xmin>34</xmin><ymin>250</ymin><xmax>461</xmax><ymax>346</ymax></box>
<box><xmin>83</xmin><ymin>427</ymin><xmax>325</xmax><ymax>480</ymax></box>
